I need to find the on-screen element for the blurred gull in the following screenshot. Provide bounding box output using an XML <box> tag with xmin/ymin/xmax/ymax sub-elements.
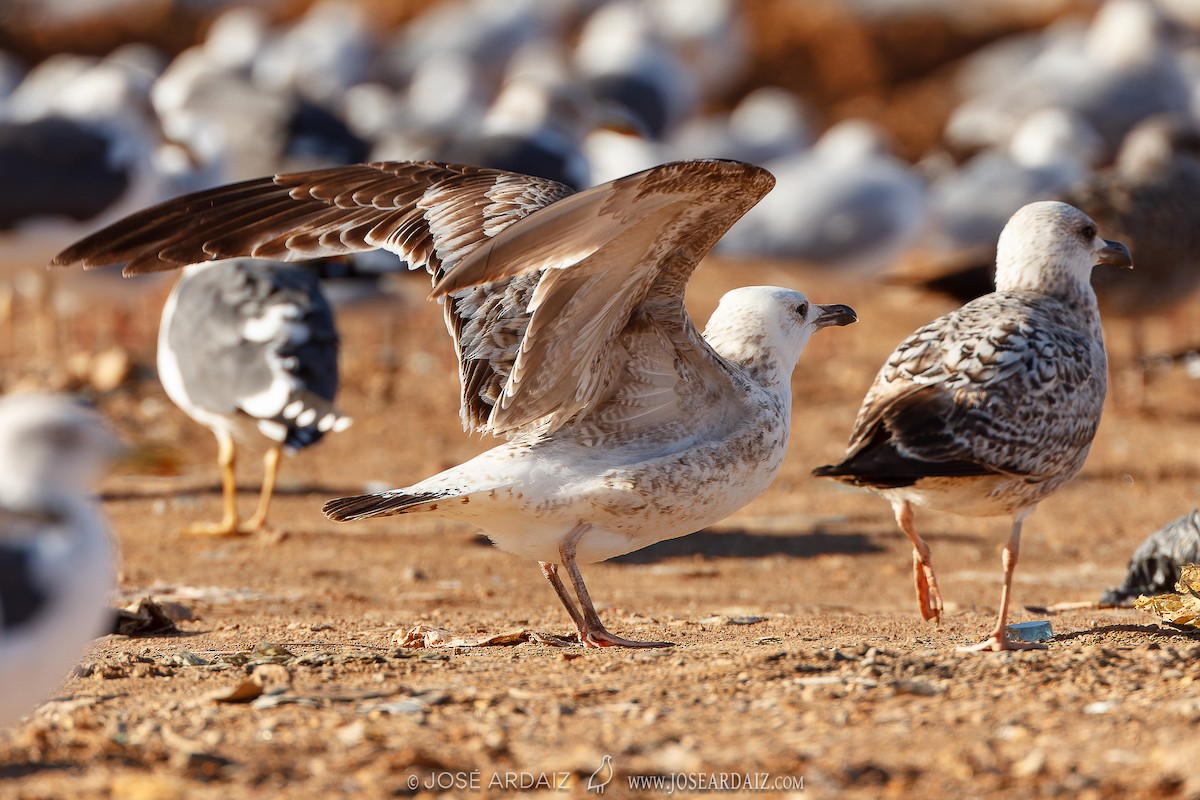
<box><xmin>153</xmin><ymin>7</ymin><xmax>367</xmax><ymax>181</ymax></box>
<box><xmin>1100</xmin><ymin>508</ymin><xmax>1200</xmax><ymax>605</ymax></box>
<box><xmin>669</xmin><ymin>87</ymin><xmax>813</xmax><ymax>166</ymax></box>
<box><xmin>382</xmin><ymin>0</ymin><xmax>578</xmax><ymax>87</ymax></box>
<box><xmin>439</xmin><ymin>71</ymin><xmax>639</xmax><ymax>190</ymax></box>
<box><xmin>251</xmin><ymin>0</ymin><xmax>375</xmax><ymax>105</ymax></box>
<box><xmin>947</xmin><ymin>0</ymin><xmax>1192</xmax><ymax>159</ymax></box>
<box><xmin>0</xmin><ymin>394</ymin><xmax>119</xmax><ymax>728</ymax></box>
<box><xmin>718</xmin><ymin>119</ymin><xmax>927</xmax><ymax>275</ymax></box>
<box><xmin>640</xmin><ymin>0</ymin><xmax>748</xmax><ymax>99</ymax></box>
<box><xmin>574</xmin><ymin>0</ymin><xmax>699</xmax><ymax>141</ymax></box>
<box><xmin>157</xmin><ymin>260</ymin><xmax>351</xmax><ymax>536</ymax></box>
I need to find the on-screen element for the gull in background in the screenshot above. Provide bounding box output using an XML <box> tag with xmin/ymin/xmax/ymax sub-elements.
<box><xmin>0</xmin><ymin>394</ymin><xmax>120</xmax><ymax>728</ymax></box>
<box><xmin>815</xmin><ymin>201</ymin><xmax>1130</xmax><ymax>652</ymax></box>
<box><xmin>718</xmin><ymin>119</ymin><xmax>927</xmax><ymax>275</ymax></box>
<box><xmin>52</xmin><ymin>158</ymin><xmax>856</xmax><ymax>647</ymax></box>
<box><xmin>157</xmin><ymin>258</ymin><xmax>351</xmax><ymax>536</ymax></box>
<box><xmin>1101</xmin><ymin>509</ymin><xmax>1200</xmax><ymax>606</ymax></box>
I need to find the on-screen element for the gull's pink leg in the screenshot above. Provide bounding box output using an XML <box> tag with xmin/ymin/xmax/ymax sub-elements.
<box><xmin>556</xmin><ymin>522</ymin><xmax>673</xmax><ymax>648</ymax></box>
<box><xmin>893</xmin><ymin>500</ymin><xmax>943</xmax><ymax>624</ymax></box>
<box><xmin>958</xmin><ymin>512</ymin><xmax>1047</xmax><ymax>653</ymax></box>
<box><xmin>539</xmin><ymin>561</ymin><xmax>587</xmax><ymax>632</ymax></box>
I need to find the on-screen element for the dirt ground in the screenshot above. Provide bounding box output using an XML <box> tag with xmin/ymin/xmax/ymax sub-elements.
<box><xmin>1</xmin><ymin>258</ymin><xmax>1199</xmax><ymax>799</ymax></box>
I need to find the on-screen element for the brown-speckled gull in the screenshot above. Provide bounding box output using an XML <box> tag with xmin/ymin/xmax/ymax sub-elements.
<box><xmin>53</xmin><ymin>159</ymin><xmax>857</xmax><ymax>647</ymax></box>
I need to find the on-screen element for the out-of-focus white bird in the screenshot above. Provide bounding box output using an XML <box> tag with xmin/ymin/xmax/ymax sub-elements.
<box><xmin>947</xmin><ymin>0</ymin><xmax>1192</xmax><ymax>160</ymax></box>
<box><xmin>669</xmin><ymin>87</ymin><xmax>813</xmax><ymax>166</ymax></box>
<box><xmin>0</xmin><ymin>394</ymin><xmax>120</xmax><ymax>728</ymax></box>
<box><xmin>909</xmin><ymin>108</ymin><xmax>1103</xmax><ymax>282</ymax></box>
<box><xmin>719</xmin><ymin>119</ymin><xmax>928</xmax><ymax>275</ymax></box>
<box><xmin>574</xmin><ymin>0</ymin><xmax>699</xmax><ymax>141</ymax></box>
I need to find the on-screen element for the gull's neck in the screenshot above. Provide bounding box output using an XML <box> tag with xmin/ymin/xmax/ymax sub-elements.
<box><xmin>703</xmin><ymin>314</ymin><xmax>801</xmax><ymax>397</ymax></box>
<box><xmin>995</xmin><ymin>257</ymin><xmax>1104</xmax><ymax>351</ymax></box>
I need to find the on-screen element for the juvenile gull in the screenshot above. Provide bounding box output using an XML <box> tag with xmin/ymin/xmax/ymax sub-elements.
<box><xmin>0</xmin><ymin>394</ymin><xmax>120</xmax><ymax>727</ymax></box>
<box><xmin>815</xmin><ymin>201</ymin><xmax>1131</xmax><ymax>652</ymax></box>
<box><xmin>158</xmin><ymin>258</ymin><xmax>350</xmax><ymax>536</ymax></box>
<box><xmin>51</xmin><ymin>158</ymin><xmax>857</xmax><ymax>647</ymax></box>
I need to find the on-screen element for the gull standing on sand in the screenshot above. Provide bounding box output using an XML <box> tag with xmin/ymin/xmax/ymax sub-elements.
<box><xmin>815</xmin><ymin>201</ymin><xmax>1131</xmax><ymax>652</ymax></box>
<box><xmin>51</xmin><ymin>158</ymin><xmax>855</xmax><ymax>648</ymax></box>
<box><xmin>157</xmin><ymin>258</ymin><xmax>351</xmax><ymax>536</ymax></box>
<box><xmin>0</xmin><ymin>394</ymin><xmax>120</xmax><ymax>727</ymax></box>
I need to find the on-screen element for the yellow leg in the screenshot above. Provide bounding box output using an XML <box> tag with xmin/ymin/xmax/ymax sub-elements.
<box><xmin>242</xmin><ymin>444</ymin><xmax>282</xmax><ymax>532</ymax></box>
<box><xmin>0</xmin><ymin>281</ymin><xmax>13</xmax><ymax>354</ymax></box>
<box><xmin>34</xmin><ymin>271</ymin><xmax>58</xmax><ymax>359</ymax></box>
<box><xmin>184</xmin><ymin>431</ymin><xmax>245</xmax><ymax>536</ymax></box>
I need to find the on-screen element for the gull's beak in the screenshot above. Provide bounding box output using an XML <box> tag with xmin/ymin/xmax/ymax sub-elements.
<box><xmin>815</xmin><ymin>303</ymin><xmax>857</xmax><ymax>328</ymax></box>
<box><xmin>1096</xmin><ymin>238</ymin><xmax>1133</xmax><ymax>269</ymax></box>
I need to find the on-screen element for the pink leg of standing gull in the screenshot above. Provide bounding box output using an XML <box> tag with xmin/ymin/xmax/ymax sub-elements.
<box><xmin>958</xmin><ymin>511</ymin><xmax>1047</xmax><ymax>652</ymax></box>
<box><xmin>539</xmin><ymin>522</ymin><xmax>673</xmax><ymax>648</ymax></box>
<box><xmin>893</xmin><ymin>500</ymin><xmax>944</xmax><ymax>624</ymax></box>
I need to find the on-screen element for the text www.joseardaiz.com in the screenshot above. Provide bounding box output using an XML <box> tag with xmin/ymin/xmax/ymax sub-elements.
<box><xmin>624</xmin><ymin>772</ymin><xmax>804</xmax><ymax>794</ymax></box>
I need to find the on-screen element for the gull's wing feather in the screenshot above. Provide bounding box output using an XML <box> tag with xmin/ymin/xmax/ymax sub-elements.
<box><xmin>50</xmin><ymin>161</ymin><xmax>576</xmax><ymax>277</ymax></box>
<box><xmin>52</xmin><ymin>158</ymin><xmax>775</xmax><ymax>440</ymax></box>
<box><xmin>432</xmin><ymin>159</ymin><xmax>776</xmax><ymax>436</ymax></box>
<box><xmin>50</xmin><ymin>161</ymin><xmax>576</xmax><ymax>435</ymax></box>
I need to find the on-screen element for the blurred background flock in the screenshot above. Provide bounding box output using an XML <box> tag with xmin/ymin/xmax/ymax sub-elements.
<box><xmin>2</xmin><ymin>0</ymin><xmax>1200</xmax><ymax>388</ymax></box>
<box><xmin>0</xmin><ymin>0</ymin><xmax>1198</xmax><ymax>498</ymax></box>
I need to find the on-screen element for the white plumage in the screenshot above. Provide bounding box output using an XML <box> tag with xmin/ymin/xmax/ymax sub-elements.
<box><xmin>0</xmin><ymin>394</ymin><xmax>119</xmax><ymax>728</ymax></box>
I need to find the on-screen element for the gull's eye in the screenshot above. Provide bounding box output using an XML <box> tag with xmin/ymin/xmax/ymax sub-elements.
<box><xmin>796</xmin><ymin>302</ymin><xmax>809</xmax><ymax>319</ymax></box>
<box><xmin>1080</xmin><ymin>224</ymin><xmax>1096</xmax><ymax>240</ymax></box>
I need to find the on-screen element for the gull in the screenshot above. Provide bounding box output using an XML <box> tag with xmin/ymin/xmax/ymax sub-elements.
<box><xmin>1062</xmin><ymin>114</ymin><xmax>1200</xmax><ymax>381</ymax></box>
<box><xmin>1100</xmin><ymin>508</ymin><xmax>1200</xmax><ymax>606</ymax></box>
<box><xmin>0</xmin><ymin>393</ymin><xmax>120</xmax><ymax>728</ymax></box>
<box><xmin>157</xmin><ymin>258</ymin><xmax>351</xmax><ymax>536</ymax></box>
<box><xmin>717</xmin><ymin>119</ymin><xmax>927</xmax><ymax>276</ymax></box>
<box><xmin>945</xmin><ymin>0</ymin><xmax>1191</xmax><ymax>160</ymax></box>
<box><xmin>814</xmin><ymin>201</ymin><xmax>1131</xmax><ymax>652</ymax></box>
<box><xmin>51</xmin><ymin>158</ymin><xmax>857</xmax><ymax>647</ymax></box>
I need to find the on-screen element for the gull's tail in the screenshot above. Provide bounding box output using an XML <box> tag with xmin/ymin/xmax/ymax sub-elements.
<box><xmin>322</xmin><ymin>490</ymin><xmax>449</xmax><ymax>521</ymax></box>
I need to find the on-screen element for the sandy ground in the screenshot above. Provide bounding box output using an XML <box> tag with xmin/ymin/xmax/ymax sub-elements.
<box><xmin>1</xmin><ymin>258</ymin><xmax>1199</xmax><ymax>799</ymax></box>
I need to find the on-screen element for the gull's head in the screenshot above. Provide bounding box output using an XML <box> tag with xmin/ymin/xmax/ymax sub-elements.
<box><xmin>994</xmin><ymin>201</ymin><xmax>1132</xmax><ymax>296</ymax></box>
<box><xmin>0</xmin><ymin>394</ymin><xmax>121</xmax><ymax>506</ymax></box>
<box><xmin>704</xmin><ymin>286</ymin><xmax>856</xmax><ymax>386</ymax></box>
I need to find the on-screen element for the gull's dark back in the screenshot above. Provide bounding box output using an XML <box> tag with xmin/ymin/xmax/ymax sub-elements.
<box><xmin>166</xmin><ymin>259</ymin><xmax>339</xmax><ymax>451</ymax></box>
<box><xmin>0</xmin><ymin>116</ymin><xmax>129</xmax><ymax>231</ymax></box>
<box><xmin>0</xmin><ymin>541</ymin><xmax>48</xmax><ymax>632</ymax></box>
<box><xmin>1101</xmin><ymin>508</ymin><xmax>1200</xmax><ymax>604</ymax></box>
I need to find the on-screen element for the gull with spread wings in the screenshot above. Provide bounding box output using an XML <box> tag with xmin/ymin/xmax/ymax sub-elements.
<box><xmin>53</xmin><ymin>159</ymin><xmax>856</xmax><ymax>647</ymax></box>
